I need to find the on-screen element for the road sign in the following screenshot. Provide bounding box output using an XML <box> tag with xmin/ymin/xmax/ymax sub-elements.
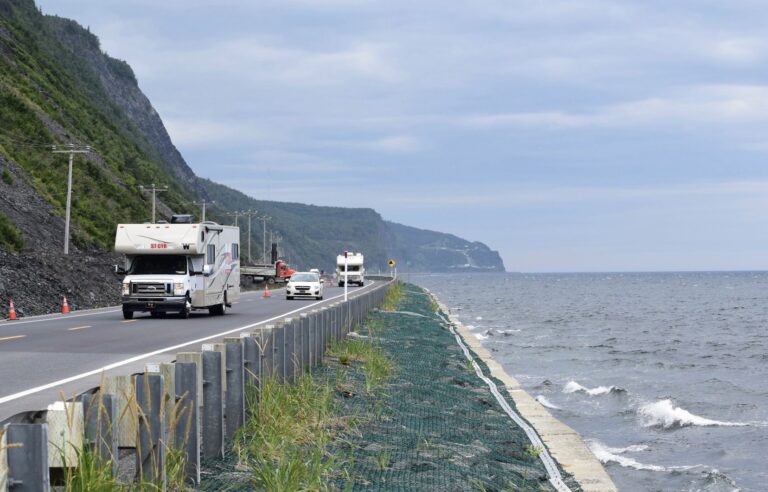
<box><xmin>388</xmin><ymin>260</ymin><xmax>396</xmax><ymax>268</ymax></box>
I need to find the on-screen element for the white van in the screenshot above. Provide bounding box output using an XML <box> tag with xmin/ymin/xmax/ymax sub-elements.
<box><xmin>114</xmin><ymin>215</ymin><xmax>241</xmax><ymax>319</ymax></box>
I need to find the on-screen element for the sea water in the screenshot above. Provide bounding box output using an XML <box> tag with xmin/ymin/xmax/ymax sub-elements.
<box><xmin>410</xmin><ymin>272</ymin><xmax>768</xmax><ymax>492</ymax></box>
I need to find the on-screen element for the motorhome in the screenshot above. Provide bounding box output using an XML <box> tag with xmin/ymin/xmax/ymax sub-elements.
<box><xmin>336</xmin><ymin>252</ymin><xmax>365</xmax><ymax>286</ymax></box>
<box><xmin>114</xmin><ymin>215</ymin><xmax>241</xmax><ymax>319</ymax></box>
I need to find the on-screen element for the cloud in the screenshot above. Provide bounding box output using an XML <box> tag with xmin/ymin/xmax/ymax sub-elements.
<box><xmin>466</xmin><ymin>85</ymin><xmax>768</xmax><ymax>129</ymax></box>
<box><xmin>375</xmin><ymin>180</ymin><xmax>768</xmax><ymax>208</ymax></box>
<box><xmin>319</xmin><ymin>135</ymin><xmax>423</xmax><ymax>153</ymax></box>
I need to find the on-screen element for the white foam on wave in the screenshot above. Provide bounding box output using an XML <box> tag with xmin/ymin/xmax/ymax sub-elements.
<box><xmin>474</xmin><ymin>332</ymin><xmax>489</xmax><ymax>340</ymax></box>
<box><xmin>638</xmin><ymin>399</ymin><xmax>750</xmax><ymax>429</ymax></box>
<box><xmin>475</xmin><ymin>316</ymin><xmax>483</xmax><ymax>320</ymax></box>
<box><xmin>563</xmin><ymin>380</ymin><xmax>625</xmax><ymax>396</ymax></box>
<box><xmin>535</xmin><ymin>395</ymin><xmax>561</xmax><ymax>410</ymax></box>
<box><xmin>465</xmin><ymin>324</ymin><xmax>476</xmax><ymax>330</ymax></box>
<box><xmin>603</xmin><ymin>443</ymin><xmax>649</xmax><ymax>454</ymax></box>
<box><xmin>586</xmin><ymin>440</ymin><xmax>666</xmax><ymax>472</ymax></box>
<box><xmin>587</xmin><ymin>440</ymin><xmax>707</xmax><ymax>473</ymax></box>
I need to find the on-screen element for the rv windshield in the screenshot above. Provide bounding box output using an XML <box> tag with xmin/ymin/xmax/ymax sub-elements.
<box><xmin>341</xmin><ymin>265</ymin><xmax>360</xmax><ymax>272</ymax></box>
<box><xmin>128</xmin><ymin>255</ymin><xmax>187</xmax><ymax>275</ymax></box>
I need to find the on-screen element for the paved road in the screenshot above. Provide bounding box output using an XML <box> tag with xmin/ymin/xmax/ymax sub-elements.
<box><xmin>0</xmin><ymin>282</ymin><xmax>380</xmax><ymax>421</ymax></box>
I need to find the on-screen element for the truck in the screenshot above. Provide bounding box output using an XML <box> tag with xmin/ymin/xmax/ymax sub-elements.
<box><xmin>241</xmin><ymin>260</ymin><xmax>295</xmax><ymax>285</ymax></box>
<box><xmin>336</xmin><ymin>252</ymin><xmax>365</xmax><ymax>287</ymax></box>
<box><xmin>114</xmin><ymin>215</ymin><xmax>241</xmax><ymax>319</ymax></box>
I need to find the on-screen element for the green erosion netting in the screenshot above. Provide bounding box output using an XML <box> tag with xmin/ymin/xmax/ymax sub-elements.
<box><xmin>199</xmin><ymin>284</ymin><xmax>583</xmax><ymax>491</ymax></box>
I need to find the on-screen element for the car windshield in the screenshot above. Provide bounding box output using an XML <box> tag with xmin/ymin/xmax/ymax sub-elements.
<box><xmin>128</xmin><ymin>255</ymin><xmax>187</xmax><ymax>275</ymax></box>
<box><xmin>291</xmin><ymin>273</ymin><xmax>319</xmax><ymax>282</ymax></box>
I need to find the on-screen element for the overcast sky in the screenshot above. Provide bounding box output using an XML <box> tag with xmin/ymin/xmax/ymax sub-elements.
<box><xmin>36</xmin><ymin>0</ymin><xmax>768</xmax><ymax>272</ymax></box>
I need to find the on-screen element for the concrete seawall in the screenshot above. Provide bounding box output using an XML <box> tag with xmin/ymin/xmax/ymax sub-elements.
<box><xmin>429</xmin><ymin>290</ymin><xmax>618</xmax><ymax>492</ymax></box>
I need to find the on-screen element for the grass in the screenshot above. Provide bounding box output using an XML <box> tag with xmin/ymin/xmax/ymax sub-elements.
<box><xmin>55</xmin><ymin>381</ymin><xmax>194</xmax><ymax>491</ymax></box>
<box><xmin>328</xmin><ymin>337</ymin><xmax>393</xmax><ymax>394</ymax></box>
<box><xmin>235</xmin><ymin>374</ymin><xmax>342</xmax><ymax>491</ymax></box>
<box><xmin>234</xmin><ymin>321</ymin><xmax>395</xmax><ymax>490</ymax></box>
<box><xmin>0</xmin><ymin>210</ymin><xmax>24</xmax><ymax>252</ymax></box>
<box><xmin>380</xmin><ymin>281</ymin><xmax>404</xmax><ymax>311</ymax></box>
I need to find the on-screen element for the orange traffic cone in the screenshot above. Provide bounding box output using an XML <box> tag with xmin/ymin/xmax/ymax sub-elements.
<box><xmin>263</xmin><ymin>284</ymin><xmax>270</xmax><ymax>298</ymax></box>
<box><xmin>8</xmin><ymin>299</ymin><xmax>17</xmax><ymax>320</ymax></box>
<box><xmin>62</xmin><ymin>295</ymin><xmax>70</xmax><ymax>314</ymax></box>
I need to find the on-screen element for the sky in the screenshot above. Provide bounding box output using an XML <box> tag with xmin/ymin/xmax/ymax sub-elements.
<box><xmin>35</xmin><ymin>0</ymin><xmax>768</xmax><ymax>272</ymax></box>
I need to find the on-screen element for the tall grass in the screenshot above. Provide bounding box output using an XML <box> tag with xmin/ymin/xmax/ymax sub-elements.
<box><xmin>380</xmin><ymin>281</ymin><xmax>404</xmax><ymax>311</ymax></box>
<box><xmin>236</xmin><ymin>374</ymin><xmax>341</xmax><ymax>490</ymax></box>
<box><xmin>236</xmin><ymin>319</ymin><xmax>395</xmax><ymax>490</ymax></box>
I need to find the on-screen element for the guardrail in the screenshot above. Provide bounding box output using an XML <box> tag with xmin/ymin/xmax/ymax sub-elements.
<box><xmin>0</xmin><ymin>279</ymin><xmax>393</xmax><ymax>490</ymax></box>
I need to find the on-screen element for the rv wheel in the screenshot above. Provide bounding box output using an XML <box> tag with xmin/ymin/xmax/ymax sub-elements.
<box><xmin>122</xmin><ymin>308</ymin><xmax>133</xmax><ymax>320</ymax></box>
<box><xmin>179</xmin><ymin>297</ymin><xmax>191</xmax><ymax>319</ymax></box>
<box><xmin>210</xmin><ymin>292</ymin><xmax>227</xmax><ymax>316</ymax></box>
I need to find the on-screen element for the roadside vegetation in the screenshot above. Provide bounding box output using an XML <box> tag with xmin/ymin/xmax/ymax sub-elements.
<box><xmin>380</xmin><ymin>280</ymin><xmax>404</xmax><ymax>311</ymax></box>
<box><xmin>0</xmin><ymin>210</ymin><xmax>25</xmax><ymax>252</ymax></box>
<box><xmin>231</xmin><ymin>321</ymin><xmax>395</xmax><ymax>491</ymax></box>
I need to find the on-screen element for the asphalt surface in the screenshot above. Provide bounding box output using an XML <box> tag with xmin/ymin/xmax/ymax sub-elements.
<box><xmin>0</xmin><ymin>282</ymin><xmax>380</xmax><ymax>421</ymax></box>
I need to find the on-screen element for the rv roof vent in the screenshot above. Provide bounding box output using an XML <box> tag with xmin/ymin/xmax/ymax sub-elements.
<box><xmin>201</xmin><ymin>220</ymin><xmax>219</xmax><ymax>225</ymax></box>
<box><xmin>171</xmin><ymin>214</ymin><xmax>193</xmax><ymax>224</ymax></box>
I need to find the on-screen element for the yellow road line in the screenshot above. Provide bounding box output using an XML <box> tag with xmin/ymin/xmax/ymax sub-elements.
<box><xmin>0</xmin><ymin>335</ymin><xmax>26</xmax><ymax>342</ymax></box>
<box><xmin>67</xmin><ymin>325</ymin><xmax>92</xmax><ymax>331</ymax></box>
<box><xmin>121</xmin><ymin>320</ymin><xmax>137</xmax><ymax>324</ymax></box>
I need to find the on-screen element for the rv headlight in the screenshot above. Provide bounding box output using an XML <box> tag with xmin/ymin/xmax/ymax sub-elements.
<box><xmin>122</xmin><ymin>282</ymin><xmax>130</xmax><ymax>296</ymax></box>
<box><xmin>174</xmin><ymin>282</ymin><xmax>185</xmax><ymax>296</ymax></box>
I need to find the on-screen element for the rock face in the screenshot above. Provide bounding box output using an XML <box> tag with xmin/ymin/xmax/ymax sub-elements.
<box><xmin>0</xmin><ymin>154</ymin><xmax>121</xmax><ymax>318</ymax></box>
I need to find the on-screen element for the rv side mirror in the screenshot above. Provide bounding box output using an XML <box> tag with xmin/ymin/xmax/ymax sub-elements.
<box><xmin>114</xmin><ymin>264</ymin><xmax>126</xmax><ymax>275</ymax></box>
<box><xmin>202</xmin><ymin>264</ymin><xmax>213</xmax><ymax>276</ymax></box>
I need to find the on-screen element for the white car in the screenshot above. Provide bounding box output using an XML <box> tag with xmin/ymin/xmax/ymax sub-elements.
<box><xmin>286</xmin><ymin>272</ymin><xmax>324</xmax><ymax>300</ymax></box>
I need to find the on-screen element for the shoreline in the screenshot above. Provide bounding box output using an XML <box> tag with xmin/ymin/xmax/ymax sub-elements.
<box><xmin>428</xmin><ymin>290</ymin><xmax>618</xmax><ymax>492</ymax></box>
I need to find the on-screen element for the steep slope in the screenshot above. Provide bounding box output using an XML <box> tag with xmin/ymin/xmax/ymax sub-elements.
<box><xmin>385</xmin><ymin>221</ymin><xmax>505</xmax><ymax>272</ymax></box>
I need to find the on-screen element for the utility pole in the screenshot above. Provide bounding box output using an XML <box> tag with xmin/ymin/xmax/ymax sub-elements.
<box><xmin>227</xmin><ymin>210</ymin><xmax>244</xmax><ymax>227</ymax></box>
<box><xmin>242</xmin><ymin>210</ymin><xmax>258</xmax><ymax>264</ymax></box>
<box><xmin>260</xmin><ymin>216</ymin><xmax>271</xmax><ymax>263</ymax></box>
<box><xmin>193</xmin><ymin>199</ymin><xmax>215</xmax><ymax>222</ymax></box>
<box><xmin>138</xmin><ymin>183</ymin><xmax>169</xmax><ymax>223</ymax></box>
<box><xmin>52</xmin><ymin>144</ymin><xmax>90</xmax><ymax>255</ymax></box>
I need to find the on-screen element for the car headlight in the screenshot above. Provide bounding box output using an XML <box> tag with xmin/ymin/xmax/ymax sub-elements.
<box><xmin>174</xmin><ymin>282</ymin><xmax>185</xmax><ymax>295</ymax></box>
<box><xmin>122</xmin><ymin>282</ymin><xmax>130</xmax><ymax>296</ymax></box>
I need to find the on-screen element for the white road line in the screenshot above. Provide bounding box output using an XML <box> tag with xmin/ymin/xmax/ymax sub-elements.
<box><xmin>0</xmin><ymin>282</ymin><xmax>379</xmax><ymax>405</ymax></box>
<box><xmin>67</xmin><ymin>325</ymin><xmax>92</xmax><ymax>331</ymax></box>
<box><xmin>0</xmin><ymin>335</ymin><xmax>26</xmax><ymax>342</ymax></box>
<box><xmin>0</xmin><ymin>309</ymin><xmax>122</xmax><ymax>327</ymax></box>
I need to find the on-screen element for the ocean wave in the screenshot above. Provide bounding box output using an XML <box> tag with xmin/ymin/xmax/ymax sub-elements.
<box><xmin>586</xmin><ymin>440</ymin><xmax>666</xmax><ymax>471</ymax></box>
<box><xmin>563</xmin><ymin>380</ymin><xmax>626</xmax><ymax>396</ymax></box>
<box><xmin>474</xmin><ymin>332</ymin><xmax>489</xmax><ymax>340</ymax></box>
<box><xmin>475</xmin><ymin>316</ymin><xmax>483</xmax><ymax>320</ymax></box>
<box><xmin>638</xmin><ymin>399</ymin><xmax>750</xmax><ymax>429</ymax></box>
<box><xmin>535</xmin><ymin>395</ymin><xmax>561</xmax><ymax>410</ymax></box>
<box><xmin>587</xmin><ymin>440</ymin><xmax>705</xmax><ymax>473</ymax></box>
